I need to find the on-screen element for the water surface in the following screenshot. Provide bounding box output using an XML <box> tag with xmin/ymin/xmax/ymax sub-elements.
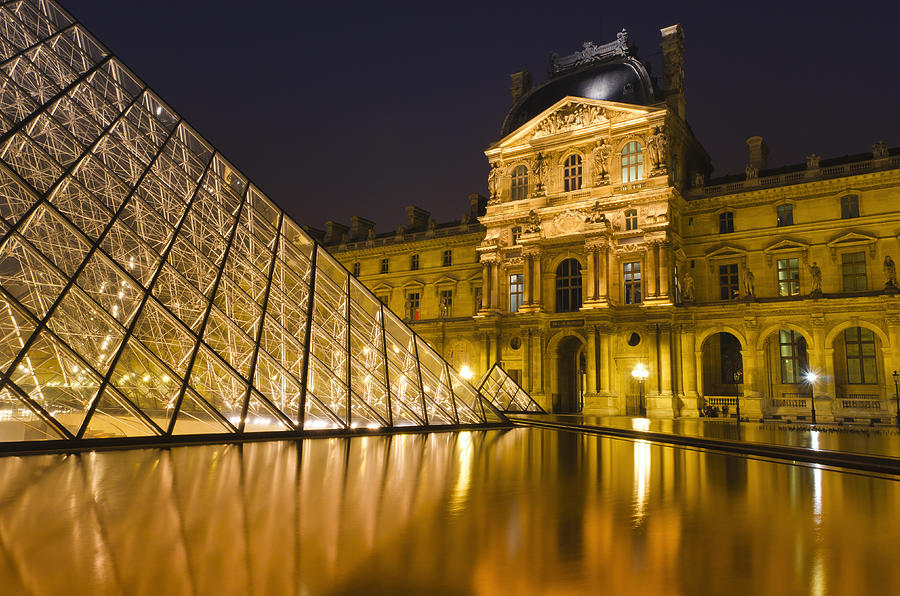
<box><xmin>0</xmin><ymin>428</ymin><xmax>897</xmax><ymax>595</ymax></box>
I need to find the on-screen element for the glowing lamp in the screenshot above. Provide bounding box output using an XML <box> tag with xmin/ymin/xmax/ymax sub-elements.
<box><xmin>460</xmin><ymin>365</ymin><xmax>474</xmax><ymax>380</ymax></box>
<box><xmin>632</xmin><ymin>362</ymin><xmax>649</xmax><ymax>381</ymax></box>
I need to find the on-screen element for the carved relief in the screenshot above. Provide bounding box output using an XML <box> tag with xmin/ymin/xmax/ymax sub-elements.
<box><xmin>523</xmin><ymin>210</ymin><xmax>542</xmax><ymax>234</ymax></box>
<box><xmin>531</xmin><ymin>153</ymin><xmax>548</xmax><ymax>195</ymax></box>
<box><xmin>487</xmin><ymin>162</ymin><xmax>502</xmax><ymax>204</ymax></box>
<box><xmin>646</xmin><ymin>126</ymin><xmax>668</xmax><ymax>174</ymax></box>
<box><xmin>592</xmin><ymin>139</ymin><xmax>612</xmax><ymax>185</ymax></box>
<box><xmin>545</xmin><ymin>209</ymin><xmax>587</xmax><ymax>237</ymax></box>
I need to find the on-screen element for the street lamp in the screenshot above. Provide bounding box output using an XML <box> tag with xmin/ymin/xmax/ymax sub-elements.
<box><xmin>459</xmin><ymin>365</ymin><xmax>474</xmax><ymax>381</ymax></box>
<box><xmin>805</xmin><ymin>371</ymin><xmax>818</xmax><ymax>425</ymax></box>
<box><xmin>632</xmin><ymin>362</ymin><xmax>649</xmax><ymax>417</ymax></box>
<box><xmin>892</xmin><ymin>370</ymin><xmax>900</xmax><ymax>430</ymax></box>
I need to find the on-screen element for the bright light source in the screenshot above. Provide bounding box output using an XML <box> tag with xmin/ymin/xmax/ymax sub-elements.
<box><xmin>805</xmin><ymin>371</ymin><xmax>818</xmax><ymax>383</ymax></box>
<box><xmin>459</xmin><ymin>365</ymin><xmax>473</xmax><ymax>380</ymax></box>
<box><xmin>631</xmin><ymin>362</ymin><xmax>649</xmax><ymax>380</ymax></box>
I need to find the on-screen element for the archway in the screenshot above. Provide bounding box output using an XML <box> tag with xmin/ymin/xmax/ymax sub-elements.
<box><xmin>830</xmin><ymin>325</ymin><xmax>887</xmax><ymax>422</ymax></box>
<box><xmin>556</xmin><ymin>335</ymin><xmax>584</xmax><ymax>413</ymax></box>
<box><xmin>761</xmin><ymin>328</ymin><xmax>812</xmax><ymax>417</ymax></box>
<box><xmin>700</xmin><ymin>332</ymin><xmax>743</xmax><ymax>411</ymax></box>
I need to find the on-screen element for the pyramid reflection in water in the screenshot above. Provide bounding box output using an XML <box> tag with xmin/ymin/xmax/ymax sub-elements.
<box><xmin>0</xmin><ymin>0</ymin><xmax>505</xmax><ymax>446</ymax></box>
<box><xmin>476</xmin><ymin>363</ymin><xmax>544</xmax><ymax>413</ymax></box>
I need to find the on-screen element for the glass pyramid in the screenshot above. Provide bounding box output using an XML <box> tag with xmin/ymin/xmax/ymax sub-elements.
<box><xmin>476</xmin><ymin>363</ymin><xmax>544</xmax><ymax>413</ymax></box>
<box><xmin>0</xmin><ymin>0</ymin><xmax>506</xmax><ymax>446</ymax></box>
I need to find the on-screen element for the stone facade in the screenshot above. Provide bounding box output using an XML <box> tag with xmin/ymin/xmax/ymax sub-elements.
<box><xmin>323</xmin><ymin>26</ymin><xmax>900</xmax><ymax>423</ymax></box>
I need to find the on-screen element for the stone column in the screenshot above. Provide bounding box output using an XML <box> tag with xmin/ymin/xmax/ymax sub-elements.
<box><xmin>533</xmin><ymin>255</ymin><xmax>542</xmax><ymax>309</ymax></box>
<box><xmin>483</xmin><ymin>332</ymin><xmax>491</xmax><ymax>370</ymax></box>
<box><xmin>659</xmin><ymin>325</ymin><xmax>673</xmax><ymax>397</ymax></box>
<box><xmin>810</xmin><ymin>323</ymin><xmax>835</xmax><ymax>422</ymax></box>
<box><xmin>599</xmin><ymin>330</ymin><xmax>611</xmax><ymax>395</ymax></box>
<box><xmin>480</xmin><ymin>260</ymin><xmax>490</xmax><ymax>313</ymax></box>
<box><xmin>680</xmin><ymin>326</ymin><xmax>700</xmax><ymax>417</ymax></box>
<box><xmin>523</xmin><ymin>253</ymin><xmax>533</xmax><ymax>305</ymax></box>
<box><xmin>586</xmin><ymin>327</ymin><xmax>598</xmax><ymax>394</ymax></box>
<box><xmin>598</xmin><ymin>247</ymin><xmax>609</xmax><ymax>302</ymax></box>
<box><xmin>490</xmin><ymin>260</ymin><xmax>500</xmax><ymax>310</ymax></box>
<box><xmin>525</xmin><ymin>329</ymin><xmax>533</xmax><ymax>392</ymax></box>
<box><xmin>646</xmin><ymin>244</ymin><xmax>658</xmax><ymax>297</ymax></box>
<box><xmin>739</xmin><ymin>324</ymin><xmax>763</xmax><ymax>421</ymax></box>
<box><xmin>659</xmin><ymin>242</ymin><xmax>670</xmax><ymax>297</ymax></box>
<box><xmin>647</xmin><ymin>325</ymin><xmax>660</xmax><ymax>396</ymax></box>
<box><xmin>585</xmin><ymin>249</ymin><xmax>596</xmax><ymax>303</ymax></box>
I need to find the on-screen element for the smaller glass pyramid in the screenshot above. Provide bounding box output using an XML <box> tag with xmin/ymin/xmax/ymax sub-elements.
<box><xmin>476</xmin><ymin>363</ymin><xmax>544</xmax><ymax>413</ymax></box>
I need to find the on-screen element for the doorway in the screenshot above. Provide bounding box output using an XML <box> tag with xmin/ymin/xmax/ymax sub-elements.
<box><xmin>556</xmin><ymin>335</ymin><xmax>584</xmax><ymax>413</ymax></box>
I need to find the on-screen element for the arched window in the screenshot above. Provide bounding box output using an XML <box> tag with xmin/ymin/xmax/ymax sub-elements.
<box><xmin>621</xmin><ymin>141</ymin><xmax>643</xmax><ymax>182</ymax></box>
<box><xmin>555</xmin><ymin>258</ymin><xmax>582</xmax><ymax>313</ymax></box>
<box><xmin>563</xmin><ymin>154</ymin><xmax>582</xmax><ymax>192</ymax></box>
<box><xmin>779</xmin><ymin>330</ymin><xmax>808</xmax><ymax>383</ymax></box>
<box><xmin>510</xmin><ymin>165</ymin><xmax>528</xmax><ymax>200</ymax></box>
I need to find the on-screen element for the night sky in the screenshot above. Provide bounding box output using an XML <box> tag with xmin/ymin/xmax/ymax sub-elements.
<box><xmin>62</xmin><ymin>0</ymin><xmax>900</xmax><ymax>233</ymax></box>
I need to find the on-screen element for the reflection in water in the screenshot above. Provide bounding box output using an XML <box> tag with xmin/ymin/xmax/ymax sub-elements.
<box><xmin>0</xmin><ymin>428</ymin><xmax>898</xmax><ymax>594</ymax></box>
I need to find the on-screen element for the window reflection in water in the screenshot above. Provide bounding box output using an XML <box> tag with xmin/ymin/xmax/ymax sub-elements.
<box><xmin>0</xmin><ymin>428</ymin><xmax>898</xmax><ymax>594</ymax></box>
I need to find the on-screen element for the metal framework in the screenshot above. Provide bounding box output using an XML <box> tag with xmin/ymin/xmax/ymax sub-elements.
<box><xmin>476</xmin><ymin>363</ymin><xmax>544</xmax><ymax>413</ymax></box>
<box><xmin>0</xmin><ymin>0</ymin><xmax>506</xmax><ymax>450</ymax></box>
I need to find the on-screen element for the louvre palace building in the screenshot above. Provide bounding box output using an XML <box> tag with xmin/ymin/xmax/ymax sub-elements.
<box><xmin>319</xmin><ymin>26</ymin><xmax>900</xmax><ymax>423</ymax></box>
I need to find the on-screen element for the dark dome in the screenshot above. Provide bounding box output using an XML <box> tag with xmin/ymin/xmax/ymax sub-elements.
<box><xmin>500</xmin><ymin>56</ymin><xmax>656</xmax><ymax>137</ymax></box>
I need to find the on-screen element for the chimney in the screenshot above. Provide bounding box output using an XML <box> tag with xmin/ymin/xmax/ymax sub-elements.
<box><xmin>746</xmin><ymin>136</ymin><xmax>769</xmax><ymax>171</ymax></box>
<box><xmin>468</xmin><ymin>192</ymin><xmax>487</xmax><ymax>218</ymax></box>
<box><xmin>405</xmin><ymin>205</ymin><xmax>431</xmax><ymax>231</ymax></box>
<box><xmin>509</xmin><ymin>70</ymin><xmax>533</xmax><ymax>103</ymax></box>
<box><xmin>349</xmin><ymin>215</ymin><xmax>375</xmax><ymax>241</ymax></box>
<box><xmin>323</xmin><ymin>221</ymin><xmax>349</xmax><ymax>245</ymax></box>
<box><xmin>302</xmin><ymin>226</ymin><xmax>325</xmax><ymax>243</ymax></box>
<box><xmin>659</xmin><ymin>24</ymin><xmax>685</xmax><ymax>119</ymax></box>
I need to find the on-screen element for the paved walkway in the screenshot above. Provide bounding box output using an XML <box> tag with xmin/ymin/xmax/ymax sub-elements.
<box><xmin>510</xmin><ymin>413</ymin><xmax>900</xmax><ymax>461</ymax></box>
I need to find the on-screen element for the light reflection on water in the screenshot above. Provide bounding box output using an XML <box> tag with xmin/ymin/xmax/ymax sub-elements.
<box><xmin>0</xmin><ymin>428</ymin><xmax>898</xmax><ymax>594</ymax></box>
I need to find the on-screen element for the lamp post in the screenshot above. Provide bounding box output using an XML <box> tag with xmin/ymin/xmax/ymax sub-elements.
<box><xmin>805</xmin><ymin>371</ymin><xmax>818</xmax><ymax>426</ymax></box>
<box><xmin>632</xmin><ymin>362</ymin><xmax>649</xmax><ymax>417</ymax></box>
<box><xmin>892</xmin><ymin>370</ymin><xmax>900</xmax><ymax>431</ymax></box>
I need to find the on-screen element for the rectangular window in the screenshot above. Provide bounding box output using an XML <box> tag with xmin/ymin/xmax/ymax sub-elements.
<box><xmin>511</xmin><ymin>226</ymin><xmax>522</xmax><ymax>245</ymax></box>
<box><xmin>624</xmin><ymin>261</ymin><xmax>641</xmax><ymax>304</ymax></box>
<box><xmin>439</xmin><ymin>289</ymin><xmax>453</xmax><ymax>317</ymax></box>
<box><xmin>351</xmin><ymin>262</ymin><xmax>361</xmax><ymax>277</ymax></box>
<box><xmin>841</xmin><ymin>252</ymin><xmax>867</xmax><ymax>292</ymax></box>
<box><xmin>779</xmin><ymin>329</ymin><xmax>808</xmax><ymax>384</ymax></box>
<box><xmin>719</xmin><ymin>212</ymin><xmax>734</xmax><ymax>234</ymax></box>
<box><xmin>407</xmin><ymin>292</ymin><xmax>420</xmax><ymax>320</ymax></box>
<box><xmin>509</xmin><ymin>274</ymin><xmax>524</xmax><ymax>312</ymax></box>
<box><xmin>442</xmin><ymin>249</ymin><xmax>452</xmax><ymax>267</ymax></box>
<box><xmin>718</xmin><ymin>263</ymin><xmax>739</xmax><ymax>300</ymax></box>
<box><xmin>841</xmin><ymin>194</ymin><xmax>859</xmax><ymax>219</ymax></box>
<box><xmin>380</xmin><ymin>258</ymin><xmax>389</xmax><ymax>274</ymax></box>
<box><xmin>410</xmin><ymin>254</ymin><xmax>419</xmax><ymax>270</ymax></box>
<box><xmin>777</xmin><ymin>204</ymin><xmax>793</xmax><ymax>227</ymax></box>
<box><xmin>777</xmin><ymin>258</ymin><xmax>800</xmax><ymax>296</ymax></box>
<box><xmin>845</xmin><ymin>327</ymin><xmax>877</xmax><ymax>384</ymax></box>
<box><xmin>625</xmin><ymin>209</ymin><xmax>638</xmax><ymax>231</ymax></box>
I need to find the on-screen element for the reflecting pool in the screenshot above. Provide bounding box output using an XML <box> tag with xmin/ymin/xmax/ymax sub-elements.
<box><xmin>0</xmin><ymin>428</ymin><xmax>898</xmax><ymax>594</ymax></box>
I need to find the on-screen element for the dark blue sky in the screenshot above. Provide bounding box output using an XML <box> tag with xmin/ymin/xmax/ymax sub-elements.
<box><xmin>63</xmin><ymin>0</ymin><xmax>900</xmax><ymax>232</ymax></box>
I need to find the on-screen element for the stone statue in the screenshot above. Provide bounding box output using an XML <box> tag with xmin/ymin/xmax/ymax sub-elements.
<box><xmin>524</xmin><ymin>209</ymin><xmax>542</xmax><ymax>233</ymax></box>
<box><xmin>885</xmin><ymin>255</ymin><xmax>898</xmax><ymax>288</ymax></box>
<box><xmin>647</xmin><ymin>126</ymin><xmax>668</xmax><ymax>171</ymax></box>
<box><xmin>473</xmin><ymin>286</ymin><xmax>483</xmax><ymax>314</ymax></box>
<box><xmin>438</xmin><ymin>296</ymin><xmax>449</xmax><ymax>318</ymax></box>
<box><xmin>404</xmin><ymin>296</ymin><xmax>414</xmax><ymax>322</ymax></box>
<box><xmin>487</xmin><ymin>162</ymin><xmax>502</xmax><ymax>200</ymax></box>
<box><xmin>693</xmin><ymin>172</ymin><xmax>705</xmax><ymax>188</ymax></box>
<box><xmin>873</xmin><ymin>141</ymin><xmax>889</xmax><ymax>160</ymax></box>
<box><xmin>745</xmin><ymin>164</ymin><xmax>758</xmax><ymax>180</ymax></box>
<box><xmin>460</xmin><ymin>211</ymin><xmax>470</xmax><ymax>224</ymax></box>
<box><xmin>427</xmin><ymin>217</ymin><xmax>436</xmax><ymax>232</ymax></box>
<box><xmin>742</xmin><ymin>267</ymin><xmax>755</xmax><ymax>298</ymax></box>
<box><xmin>584</xmin><ymin>201</ymin><xmax>606</xmax><ymax>224</ymax></box>
<box><xmin>367</xmin><ymin>228</ymin><xmax>376</xmax><ymax>241</ymax></box>
<box><xmin>806</xmin><ymin>154</ymin><xmax>820</xmax><ymax>169</ymax></box>
<box><xmin>681</xmin><ymin>272</ymin><xmax>695</xmax><ymax>303</ymax></box>
<box><xmin>592</xmin><ymin>139</ymin><xmax>611</xmax><ymax>184</ymax></box>
<box><xmin>809</xmin><ymin>262</ymin><xmax>822</xmax><ymax>296</ymax></box>
<box><xmin>531</xmin><ymin>152</ymin><xmax>547</xmax><ymax>194</ymax></box>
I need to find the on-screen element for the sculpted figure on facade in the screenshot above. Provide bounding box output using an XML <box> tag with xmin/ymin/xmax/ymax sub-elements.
<box><xmin>404</xmin><ymin>296</ymin><xmax>414</xmax><ymax>322</ymax></box>
<box><xmin>584</xmin><ymin>201</ymin><xmax>607</xmax><ymax>225</ymax></box>
<box><xmin>873</xmin><ymin>141</ymin><xmax>889</xmax><ymax>160</ymax></box>
<box><xmin>473</xmin><ymin>286</ymin><xmax>482</xmax><ymax>314</ymax></box>
<box><xmin>745</xmin><ymin>164</ymin><xmax>758</xmax><ymax>180</ymax></box>
<box><xmin>487</xmin><ymin>162</ymin><xmax>502</xmax><ymax>203</ymax></box>
<box><xmin>531</xmin><ymin>153</ymin><xmax>547</xmax><ymax>194</ymax></box>
<box><xmin>884</xmin><ymin>255</ymin><xmax>898</xmax><ymax>288</ymax></box>
<box><xmin>680</xmin><ymin>272</ymin><xmax>695</xmax><ymax>303</ymax></box>
<box><xmin>806</xmin><ymin>154</ymin><xmax>820</xmax><ymax>169</ymax></box>
<box><xmin>809</xmin><ymin>262</ymin><xmax>823</xmax><ymax>296</ymax></box>
<box><xmin>693</xmin><ymin>172</ymin><xmax>705</xmax><ymax>188</ymax></box>
<box><xmin>438</xmin><ymin>295</ymin><xmax>449</xmax><ymax>318</ymax></box>
<box><xmin>524</xmin><ymin>209</ymin><xmax>542</xmax><ymax>234</ymax></box>
<box><xmin>647</xmin><ymin>126</ymin><xmax>668</xmax><ymax>172</ymax></box>
<box><xmin>742</xmin><ymin>268</ymin><xmax>755</xmax><ymax>298</ymax></box>
<box><xmin>593</xmin><ymin>139</ymin><xmax>611</xmax><ymax>184</ymax></box>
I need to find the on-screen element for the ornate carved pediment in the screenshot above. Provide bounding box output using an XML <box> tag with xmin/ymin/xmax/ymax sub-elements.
<box><xmin>544</xmin><ymin>209</ymin><xmax>588</xmax><ymax>238</ymax></box>
<box><xmin>763</xmin><ymin>238</ymin><xmax>810</xmax><ymax>266</ymax></box>
<box><xmin>827</xmin><ymin>231</ymin><xmax>877</xmax><ymax>260</ymax></box>
<box><xmin>705</xmin><ymin>245</ymin><xmax>748</xmax><ymax>272</ymax></box>
<box><xmin>528</xmin><ymin>101</ymin><xmax>634</xmax><ymax>140</ymax></box>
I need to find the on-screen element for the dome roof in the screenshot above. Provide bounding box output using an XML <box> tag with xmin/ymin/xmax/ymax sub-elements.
<box><xmin>500</xmin><ymin>55</ymin><xmax>657</xmax><ymax>138</ymax></box>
